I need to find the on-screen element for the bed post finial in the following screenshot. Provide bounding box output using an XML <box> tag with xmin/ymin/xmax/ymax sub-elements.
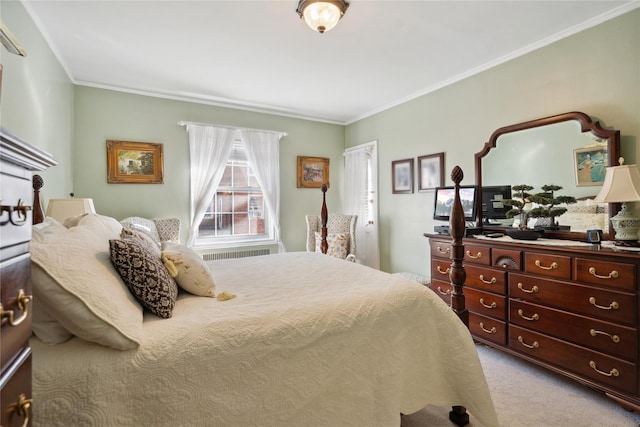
<box><xmin>33</xmin><ymin>174</ymin><xmax>45</xmax><ymax>225</ymax></box>
<box><xmin>320</xmin><ymin>184</ymin><xmax>328</xmax><ymax>254</ymax></box>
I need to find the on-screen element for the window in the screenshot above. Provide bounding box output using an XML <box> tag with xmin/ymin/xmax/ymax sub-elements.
<box><xmin>197</xmin><ymin>141</ymin><xmax>270</xmax><ymax>243</ymax></box>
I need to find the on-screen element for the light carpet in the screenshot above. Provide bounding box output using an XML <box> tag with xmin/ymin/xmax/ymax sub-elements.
<box><xmin>401</xmin><ymin>344</ymin><xmax>640</xmax><ymax>427</ymax></box>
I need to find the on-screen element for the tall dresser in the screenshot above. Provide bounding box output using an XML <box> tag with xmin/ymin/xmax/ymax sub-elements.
<box><xmin>427</xmin><ymin>233</ymin><xmax>640</xmax><ymax>411</ymax></box>
<box><xmin>1</xmin><ymin>128</ymin><xmax>56</xmax><ymax>427</ymax></box>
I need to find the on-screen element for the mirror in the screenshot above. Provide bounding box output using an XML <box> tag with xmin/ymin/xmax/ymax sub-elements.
<box><xmin>475</xmin><ymin>111</ymin><xmax>620</xmax><ymax>240</ymax></box>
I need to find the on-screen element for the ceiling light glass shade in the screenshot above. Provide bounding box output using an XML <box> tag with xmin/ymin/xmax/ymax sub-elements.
<box><xmin>46</xmin><ymin>198</ymin><xmax>96</xmax><ymax>223</ymax></box>
<box><xmin>296</xmin><ymin>0</ymin><xmax>349</xmax><ymax>34</ymax></box>
<box><xmin>594</xmin><ymin>157</ymin><xmax>640</xmax><ymax>243</ymax></box>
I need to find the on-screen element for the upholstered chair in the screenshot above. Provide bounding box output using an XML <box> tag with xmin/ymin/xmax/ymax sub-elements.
<box><xmin>120</xmin><ymin>217</ymin><xmax>181</xmax><ymax>244</ymax></box>
<box><xmin>305</xmin><ymin>213</ymin><xmax>357</xmax><ymax>262</ymax></box>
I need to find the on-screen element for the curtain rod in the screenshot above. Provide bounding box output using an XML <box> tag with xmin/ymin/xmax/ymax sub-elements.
<box><xmin>178</xmin><ymin>120</ymin><xmax>287</xmax><ymax>137</ymax></box>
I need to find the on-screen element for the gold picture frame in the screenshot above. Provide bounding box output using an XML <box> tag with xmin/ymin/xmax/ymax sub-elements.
<box><xmin>107</xmin><ymin>140</ymin><xmax>164</xmax><ymax>184</ymax></box>
<box><xmin>297</xmin><ymin>156</ymin><xmax>330</xmax><ymax>188</ymax></box>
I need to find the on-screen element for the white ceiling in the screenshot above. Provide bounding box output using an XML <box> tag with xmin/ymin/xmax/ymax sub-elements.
<box><xmin>22</xmin><ymin>0</ymin><xmax>638</xmax><ymax>124</ymax></box>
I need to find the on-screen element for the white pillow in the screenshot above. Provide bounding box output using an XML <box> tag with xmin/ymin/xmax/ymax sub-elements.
<box><xmin>161</xmin><ymin>242</ymin><xmax>216</xmax><ymax>297</ymax></box>
<box><xmin>32</xmin><ymin>217</ymin><xmax>68</xmax><ymax>243</ymax></box>
<box><xmin>30</xmin><ymin>214</ymin><xmax>143</xmax><ymax>350</ymax></box>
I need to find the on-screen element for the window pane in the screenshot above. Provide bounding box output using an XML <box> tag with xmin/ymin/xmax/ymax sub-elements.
<box><xmin>220</xmin><ymin>165</ymin><xmax>232</xmax><ymax>186</ymax></box>
<box><xmin>234</xmin><ymin>213</ymin><xmax>249</xmax><ymax>235</ymax></box>
<box><xmin>233</xmin><ymin>164</ymin><xmax>248</xmax><ymax>187</ymax></box>
<box><xmin>233</xmin><ymin>192</ymin><xmax>248</xmax><ymax>214</ymax></box>
<box><xmin>216</xmin><ymin>213</ymin><xmax>233</xmax><ymax>236</ymax></box>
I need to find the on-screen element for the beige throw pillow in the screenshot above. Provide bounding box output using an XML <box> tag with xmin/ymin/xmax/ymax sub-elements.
<box><xmin>161</xmin><ymin>242</ymin><xmax>216</xmax><ymax>297</ymax></box>
<box><xmin>314</xmin><ymin>231</ymin><xmax>350</xmax><ymax>259</ymax></box>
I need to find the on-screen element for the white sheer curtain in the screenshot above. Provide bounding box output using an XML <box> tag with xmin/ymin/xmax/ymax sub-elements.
<box><xmin>239</xmin><ymin>129</ymin><xmax>286</xmax><ymax>252</ymax></box>
<box><xmin>185</xmin><ymin>124</ymin><xmax>235</xmax><ymax>247</ymax></box>
<box><xmin>344</xmin><ymin>143</ymin><xmax>379</xmax><ymax>269</ymax></box>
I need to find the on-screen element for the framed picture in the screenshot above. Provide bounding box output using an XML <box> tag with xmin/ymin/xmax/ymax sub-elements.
<box><xmin>297</xmin><ymin>156</ymin><xmax>330</xmax><ymax>188</ymax></box>
<box><xmin>418</xmin><ymin>152</ymin><xmax>444</xmax><ymax>191</ymax></box>
<box><xmin>106</xmin><ymin>140</ymin><xmax>164</xmax><ymax>184</ymax></box>
<box><xmin>574</xmin><ymin>145</ymin><xmax>607</xmax><ymax>187</ymax></box>
<box><xmin>392</xmin><ymin>158</ymin><xmax>414</xmax><ymax>194</ymax></box>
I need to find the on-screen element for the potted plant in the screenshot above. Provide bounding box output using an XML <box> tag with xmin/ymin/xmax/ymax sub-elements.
<box><xmin>527</xmin><ymin>184</ymin><xmax>577</xmax><ymax>230</ymax></box>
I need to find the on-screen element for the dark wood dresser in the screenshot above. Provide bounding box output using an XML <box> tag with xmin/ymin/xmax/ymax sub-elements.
<box><xmin>427</xmin><ymin>233</ymin><xmax>640</xmax><ymax>411</ymax></box>
<box><xmin>1</xmin><ymin>128</ymin><xmax>55</xmax><ymax>427</ymax></box>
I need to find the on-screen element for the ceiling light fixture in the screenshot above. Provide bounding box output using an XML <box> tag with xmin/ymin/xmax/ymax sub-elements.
<box><xmin>296</xmin><ymin>0</ymin><xmax>349</xmax><ymax>34</ymax></box>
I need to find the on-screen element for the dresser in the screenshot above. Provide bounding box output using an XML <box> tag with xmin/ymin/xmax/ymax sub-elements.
<box><xmin>427</xmin><ymin>233</ymin><xmax>640</xmax><ymax>411</ymax></box>
<box><xmin>1</xmin><ymin>128</ymin><xmax>56</xmax><ymax>426</ymax></box>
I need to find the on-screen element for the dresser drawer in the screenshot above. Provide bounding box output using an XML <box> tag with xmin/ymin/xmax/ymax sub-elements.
<box><xmin>509</xmin><ymin>273</ymin><xmax>635</xmax><ymax>325</ymax></box>
<box><xmin>575</xmin><ymin>257</ymin><xmax>636</xmax><ymax>291</ymax></box>
<box><xmin>431</xmin><ymin>258</ymin><xmax>452</xmax><ymax>282</ymax></box>
<box><xmin>464</xmin><ymin>244</ymin><xmax>490</xmax><ymax>266</ymax></box>
<box><xmin>465</xmin><ymin>264</ymin><xmax>507</xmax><ymax>294</ymax></box>
<box><xmin>0</xmin><ymin>348</ymin><xmax>32</xmax><ymax>427</ymax></box>
<box><xmin>1</xmin><ymin>254</ymin><xmax>32</xmax><ymax>372</ymax></box>
<box><xmin>524</xmin><ymin>252</ymin><xmax>572</xmax><ymax>279</ymax></box>
<box><xmin>510</xmin><ymin>299</ymin><xmax>637</xmax><ymax>361</ymax></box>
<box><xmin>430</xmin><ymin>241</ymin><xmax>451</xmax><ymax>259</ymax></box>
<box><xmin>0</xmin><ymin>167</ymin><xmax>32</xmax><ymax>263</ymax></box>
<box><xmin>491</xmin><ymin>248</ymin><xmax>521</xmax><ymax>270</ymax></box>
<box><xmin>466</xmin><ymin>287</ymin><xmax>506</xmax><ymax>320</ymax></box>
<box><xmin>509</xmin><ymin>325</ymin><xmax>637</xmax><ymax>395</ymax></box>
<box><xmin>429</xmin><ymin>278</ymin><xmax>452</xmax><ymax>305</ymax></box>
<box><xmin>469</xmin><ymin>312</ymin><xmax>506</xmax><ymax>346</ymax></box>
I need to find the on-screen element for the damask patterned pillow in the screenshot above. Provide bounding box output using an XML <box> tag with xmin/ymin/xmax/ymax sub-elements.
<box><xmin>109</xmin><ymin>239</ymin><xmax>178</xmax><ymax>318</ymax></box>
<box><xmin>120</xmin><ymin>227</ymin><xmax>161</xmax><ymax>258</ymax></box>
<box><xmin>314</xmin><ymin>231</ymin><xmax>350</xmax><ymax>259</ymax></box>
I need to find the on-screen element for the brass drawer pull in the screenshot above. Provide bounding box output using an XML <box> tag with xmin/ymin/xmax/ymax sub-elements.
<box><xmin>517</xmin><ymin>309</ymin><xmax>539</xmax><ymax>321</ymax></box>
<box><xmin>479</xmin><ymin>322</ymin><xmax>496</xmax><ymax>334</ymax></box>
<box><xmin>0</xmin><ymin>199</ymin><xmax>32</xmax><ymax>226</ymax></box>
<box><xmin>437</xmin><ymin>286</ymin><xmax>451</xmax><ymax>296</ymax></box>
<box><xmin>534</xmin><ymin>259</ymin><xmax>558</xmax><ymax>270</ymax></box>
<box><xmin>589</xmin><ymin>360</ymin><xmax>619</xmax><ymax>377</ymax></box>
<box><xmin>479</xmin><ymin>274</ymin><xmax>497</xmax><ymax>284</ymax></box>
<box><xmin>9</xmin><ymin>393</ymin><xmax>33</xmax><ymax>427</ymax></box>
<box><xmin>588</xmin><ymin>297</ymin><xmax>619</xmax><ymax>311</ymax></box>
<box><xmin>590</xmin><ymin>328</ymin><xmax>621</xmax><ymax>343</ymax></box>
<box><xmin>0</xmin><ymin>289</ymin><xmax>32</xmax><ymax>326</ymax></box>
<box><xmin>480</xmin><ymin>298</ymin><xmax>497</xmax><ymax>309</ymax></box>
<box><xmin>436</xmin><ymin>265</ymin><xmax>450</xmax><ymax>275</ymax></box>
<box><xmin>437</xmin><ymin>246</ymin><xmax>450</xmax><ymax>254</ymax></box>
<box><xmin>517</xmin><ymin>282</ymin><xmax>539</xmax><ymax>294</ymax></box>
<box><xmin>466</xmin><ymin>250</ymin><xmax>482</xmax><ymax>259</ymax></box>
<box><xmin>588</xmin><ymin>266</ymin><xmax>619</xmax><ymax>280</ymax></box>
<box><xmin>517</xmin><ymin>336</ymin><xmax>539</xmax><ymax>349</ymax></box>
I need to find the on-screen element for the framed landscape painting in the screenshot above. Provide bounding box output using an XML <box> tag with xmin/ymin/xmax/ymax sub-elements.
<box><xmin>107</xmin><ymin>140</ymin><xmax>164</xmax><ymax>184</ymax></box>
<box><xmin>297</xmin><ymin>156</ymin><xmax>330</xmax><ymax>188</ymax></box>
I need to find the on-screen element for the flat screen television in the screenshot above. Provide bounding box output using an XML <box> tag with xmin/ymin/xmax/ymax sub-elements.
<box><xmin>481</xmin><ymin>185</ymin><xmax>512</xmax><ymax>224</ymax></box>
<box><xmin>433</xmin><ymin>185</ymin><xmax>477</xmax><ymax>222</ymax></box>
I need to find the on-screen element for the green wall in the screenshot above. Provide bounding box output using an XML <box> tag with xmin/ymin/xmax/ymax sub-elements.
<box><xmin>346</xmin><ymin>9</ymin><xmax>640</xmax><ymax>275</ymax></box>
<box><xmin>73</xmin><ymin>87</ymin><xmax>345</xmax><ymax>250</ymax></box>
<box><xmin>0</xmin><ymin>0</ymin><xmax>73</xmax><ymax>194</ymax></box>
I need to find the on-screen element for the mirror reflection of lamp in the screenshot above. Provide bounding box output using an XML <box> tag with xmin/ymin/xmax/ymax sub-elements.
<box><xmin>594</xmin><ymin>157</ymin><xmax>640</xmax><ymax>246</ymax></box>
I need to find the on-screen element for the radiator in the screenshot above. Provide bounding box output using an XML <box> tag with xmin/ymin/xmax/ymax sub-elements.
<box><xmin>202</xmin><ymin>248</ymin><xmax>270</xmax><ymax>261</ymax></box>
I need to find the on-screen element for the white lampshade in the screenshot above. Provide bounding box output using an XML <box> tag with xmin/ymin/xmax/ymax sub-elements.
<box><xmin>594</xmin><ymin>158</ymin><xmax>640</xmax><ymax>243</ymax></box>
<box><xmin>594</xmin><ymin>159</ymin><xmax>640</xmax><ymax>203</ymax></box>
<box><xmin>46</xmin><ymin>198</ymin><xmax>96</xmax><ymax>223</ymax></box>
<box><xmin>296</xmin><ymin>0</ymin><xmax>349</xmax><ymax>33</ymax></box>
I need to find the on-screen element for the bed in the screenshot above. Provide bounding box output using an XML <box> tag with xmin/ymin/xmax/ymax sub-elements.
<box><xmin>28</xmin><ymin>176</ymin><xmax>498</xmax><ymax>427</ymax></box>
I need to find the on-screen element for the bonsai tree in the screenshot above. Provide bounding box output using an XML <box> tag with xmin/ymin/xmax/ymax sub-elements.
<box><xmin>527</xmin><ymin>184</ymin><xmax>577</xmax><ymax>229</ymax></box>
<box><xmin>503</xmin><ymin>184</ymin><xmax>534</xmax><ymax>230</ymax></box>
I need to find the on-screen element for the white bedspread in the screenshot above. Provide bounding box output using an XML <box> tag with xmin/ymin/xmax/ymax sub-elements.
<box><xmin>32</xmin><ymin>252</ymin><xmax>498</xmax><ymax>427</ymax></box>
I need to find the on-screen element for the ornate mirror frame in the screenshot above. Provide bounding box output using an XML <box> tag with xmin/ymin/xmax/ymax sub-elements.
<box><xmin>474</xmin><ymin>111</ymin><xmax>621</xmax><ymax>241</ymax></box>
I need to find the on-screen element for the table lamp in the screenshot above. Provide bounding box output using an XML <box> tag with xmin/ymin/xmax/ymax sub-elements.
<box><xmin>594</xmin><ymin>157</ymin><xmax>640</xmax><ymax>246</ymax></box>
<box><xmin>45</xmin><ymin>197</ymin><xmax>96</xmax><ymax>223</ymax></box>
